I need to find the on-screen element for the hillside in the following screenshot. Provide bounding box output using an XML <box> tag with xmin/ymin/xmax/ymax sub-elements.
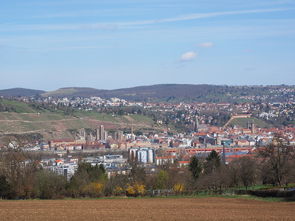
<box><xmin>0</xmin><ymin>99</ymin><xmax>38</xmax><ymax>113</ymax></box>
<box><xmin>0</xmin><ymin>99</ymin><xmax>158</xmax><ymax>143</ymax></box>
<box><xmin>0</xmin><ymin>112</ymin><xmax>155</xmax><ymax>138</ymax></box>
<box><xmin>227</xmin><ymin>117</ymin><xmax>272</xmax><ymax>128</ymax></box>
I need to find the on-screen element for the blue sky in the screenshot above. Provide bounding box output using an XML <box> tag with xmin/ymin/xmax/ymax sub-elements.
<box><xmin>0</xmin><ymin>0</ymin><xmax>295</xmax><ymax>90</ymax></box>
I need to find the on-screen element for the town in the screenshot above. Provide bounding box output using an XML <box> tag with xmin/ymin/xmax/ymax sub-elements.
<box><xmin>1</xmin><ymin>0</ymin><xmax>295</xmax><ymax>219</ymax></box>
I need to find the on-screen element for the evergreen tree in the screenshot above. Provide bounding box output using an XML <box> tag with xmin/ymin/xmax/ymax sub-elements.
<box><xmin>204</xmin><ymin>150</ymin><xmax>221</xmax><ymax>174</ymax></box>
<box><xmin>189</xmin><ymin>156</ymin><xmax>202</xmax><ymax>180</ymax></box>
<box><xmin>0</xmin><ymin>175</ymin><xmax>11</xmax><ymax>199</ymax></box>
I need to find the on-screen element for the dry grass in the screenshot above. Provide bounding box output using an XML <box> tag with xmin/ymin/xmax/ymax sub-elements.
<box><xmin>0</xmin><ymin>197</ymin><xmax>294</xmax><ymax>221</ymax></box>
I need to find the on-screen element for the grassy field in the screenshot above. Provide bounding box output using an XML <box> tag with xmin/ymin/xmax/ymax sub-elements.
<box><xmin>0</xmin><ymin>110</ymin><xmax>157</xmax><ymax>141</ymax></box>
<box><xmin>0</xmin><ymin>99</ymin><xmax>37</xmax><ymax>113</ymax></box>
<box><xmin>228</xmin><ymin>117</ymin><xmax>271</xmax><ymax>128</ymax></box>
<box><xmin>0</xmin><ymin>197</ymin><xmax>294</xmax><ymax>221</ymax></box>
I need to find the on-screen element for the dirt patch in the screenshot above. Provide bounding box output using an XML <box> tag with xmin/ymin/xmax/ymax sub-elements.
<box><xmin>0</xmin><ymin>197</ymin><xmax>294</xmax><ymax>221</ymax></box>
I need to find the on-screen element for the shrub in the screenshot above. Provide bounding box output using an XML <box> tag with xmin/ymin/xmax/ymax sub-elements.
<box><xmin>82</xmin><ymin>182</ymin><xmax>104</xmax><ymax>197</ymax></box>
<box><xmin>113</xmin><ymin>186</ymin><xmax>124</xmax><ymax>196</ymax></box>
<box><xmin>126</xmin><ymin>183</ymin><xmax>146</xmax><ymax>197</ymax></box>
<box><xmin>173</xmin><ymin>183</ymin><xmax>185</xmax><ymax>194</ymax></box>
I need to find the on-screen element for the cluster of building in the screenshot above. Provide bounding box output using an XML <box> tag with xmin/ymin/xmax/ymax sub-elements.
<box><xmin>33</xmin><ymin>117</ymin><xmax>295</xmax><ymax>180</ymax></box>
<box><xmin>40</xmin><ymin>154</ymin><xmax>128</xmax><ymax>180</ymax></box>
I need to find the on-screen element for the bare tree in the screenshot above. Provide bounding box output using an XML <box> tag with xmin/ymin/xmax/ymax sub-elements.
<box><xmin>258</xmin><ymin>135</ymin><xmax>295</xmax><ymax>186</ymax></box>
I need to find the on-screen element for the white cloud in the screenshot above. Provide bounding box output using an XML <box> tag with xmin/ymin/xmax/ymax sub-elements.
<box><xmin>180</xmin><ymin>51</ymin><xmax>197</xmax><ymax>61</ymax></box>
<box><xmin>198</xmin><ymin>42</ymin><xmax>214</xmax><ymax>48</ymax></box>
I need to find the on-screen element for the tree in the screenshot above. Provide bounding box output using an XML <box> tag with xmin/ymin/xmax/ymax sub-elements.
<box><xmin>258</xmin><ymin>135</ymin><xmax>295</xmax><ymax>186</ymax></box>
<box><xmin>229</xmin><ymin>157</ymin><xmax>257</xmax><ymax>190</ymax></box>
<box><xmin>238</xmin><ymin>157</ymin><xmax>257</xmax><ymax>190</ymax></box>
<box><xmin>154</xmin><ymin>170</ymin><xmax>169</xmax><ymax>189</ymax></box>
<box><xmin>197</xmin><ymin>165</ymin><xmax>230</xmax><ymax>193</ymax></box>
<box><xmin>0</xmin><ymin>150</ymin><xmax>40</xmax><ymax>199</ymax></box>
<box><xmin>204</xmin><ymin>150</ymin><xmax>221</xmax><ymax>174</ymax></box>
<box><xmin>129</xmin><ymin>163</ymin><xmax>146</xmax><ymax>184</ymax></box>
<box><xmin>67</xmin><ymin>162</ymin><xmax>107</xmax><ymax>197</ymax></box>
<box><xmin>75</xmin><ymin>162</ymin><xmax>107</xmax><ymax>183</ymax></box>
<box><xmin>35</xmin><ymin>170</ymin><xmax>67</xmax><ymax>199</ymax></box>
<box><xmin>0</xmin><ymin>175</ymin><xmax>11</xmax><ymax>199</ymax></box>
<box><xmin>189</xmin><ymin>156</ymin><xmax>202</xmax><ymax>180</ymax></box>
<box><xmin>104</xmin><ymin>174</ymin><xmax>129</xmax><ymax>196</ymax></box>
<box><xmin>228</xmin><ymin>160</ymin><xmax>240</xmax><ymax>187</ymax></box>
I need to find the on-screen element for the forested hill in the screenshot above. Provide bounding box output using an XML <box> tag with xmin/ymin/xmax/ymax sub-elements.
<box><xmin>0</xmin><ymin>88</ymin><xmax>45</xmax><ymax>97</ymax></box>
<box><xmin>0</xmin><ymin>84</ymin><xmax>294</xmax><ymax>103</ymax></box>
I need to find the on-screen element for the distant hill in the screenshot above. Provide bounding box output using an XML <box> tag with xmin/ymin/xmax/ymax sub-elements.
<box><xmin>41</xmin><ymin>84</ymin><xmax>294</xmax><ymax>103</ymax></box>
<box><xmin>42</xmin><ymin>84</ymin><xmax>222</xmax><ymax>101</ymax></box>
<box><xmin>0</xmin><ymin>88</ymin><xmax>45</xmax><ymax>97</ymax></box>
<box><xmin>102</xmin><ymin>84</ymin><xmax>223</xmax><ymax>101</ymax></box>
<box><xmin>42</xmin><ymin>87</ymin><xmax>106</xmax><ymax>97</ymax></box>
<box><xmin>1</xmin><ymin>84</ymin><xmax>294</xmax><ymax>103</ymax></box>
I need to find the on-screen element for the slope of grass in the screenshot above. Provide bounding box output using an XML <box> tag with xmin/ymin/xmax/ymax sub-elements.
<box><xmin>128</xmin><ymin>114</ymin><xmax>154</xmax><ymax>124</ymax></box>
<box><xmin>0</xmin><ymin>111</ymin><xmax>156</xmax><ymax>140</ymax></box>
<box><xmin>73</xmin><ymin>111</ymin><xmax>120</xmax><ymax>122</ymax></box>
<box><xmin>228</xmin><ymin>117</ymin><xmax>271</xmax><ymax>128</ymax></box>
<box><xmin>0</xmin><ymin>99</ymin><xmax>157</xmax><ymax>140</ymax></box>
<box><xmin>0</xmin><ymin>99</ymin><xmax>37</xmax><ymax>113</ymax></box>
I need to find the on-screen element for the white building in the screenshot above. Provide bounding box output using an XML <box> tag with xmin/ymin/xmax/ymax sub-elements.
<box><xmin>129</xmin><ymin>147</ymin><xmax>155</xmax><ymax>164</ymax></box>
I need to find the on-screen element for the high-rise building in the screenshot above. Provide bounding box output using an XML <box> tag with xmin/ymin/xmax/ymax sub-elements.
<box><xmin>79</xmin><ymin>128</ymin><xmax>86</xmax><ymax>140</ymax></box>
<box><xmin>96</xmin><ymin>125</ymin><xmax>106</xmax><ymax>141</ymax></box>
<box><xmin>115</xmin><ymin>130</ymin><xmax>124</xmax><ymax>141</ymax></box>
<box><xmin>247</xmin><ymin>121</ymin><xmax>255</xmax><ymax>133</ymax></box>
<box><xmin>129</xmin><ymin>147</ymin><xmax>155</xmax><ymax>164</ymax></box>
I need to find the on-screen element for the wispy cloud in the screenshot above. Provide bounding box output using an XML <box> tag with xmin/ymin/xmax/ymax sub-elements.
<box><xmin>125</xmin><ymin>8</ymin><xmax>290</xmax><ymax>26</ymax></box>
<box><xmin>1</xmin><ymin>7</ymin><xmax>292</xmax><ymax>32</ymax></box>
<box><xmin>180</xmin><ymin>51</ymin><xmax>197</xmax><ymax>61</ymax></box>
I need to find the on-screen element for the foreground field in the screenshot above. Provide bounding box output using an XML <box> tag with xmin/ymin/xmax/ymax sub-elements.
<box><xmin>0</xmin><ymin>197</ymin><xmax>294</xmax><ymax>221</ymax></box>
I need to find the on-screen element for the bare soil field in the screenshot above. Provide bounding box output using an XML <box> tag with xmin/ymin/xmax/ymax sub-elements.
<box><xmin>0</xmin><ymin>197</ymin><xmax>294</xmax><ymax>221</ymax></box>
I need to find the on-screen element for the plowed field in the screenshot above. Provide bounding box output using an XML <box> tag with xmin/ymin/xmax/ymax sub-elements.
<box><xmin>0</xmin><ymin>197</ymin><xmax>294</xmax><ymax>221</ymax></box>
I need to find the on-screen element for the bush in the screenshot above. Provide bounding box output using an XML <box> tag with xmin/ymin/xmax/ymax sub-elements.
<box><xmin>113</xmin><ymin>186</ymin><xmax>124</xmax><ymax>196</ymax></box>
<box><xmin>173</xmin><ymin>183</ymin><xmax>185</xmax><ymax>194</ymax></box>
<box><xmin>82</xmin><ymin>182</ymin><xmax>104</xmax><ymax>197</ymax></box>
<box><xmin>126</xmin><ymin>183</ymin><xmax>146</xmax><ymax>197</ymax></box>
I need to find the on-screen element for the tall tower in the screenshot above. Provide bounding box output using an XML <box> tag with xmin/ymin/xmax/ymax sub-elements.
<box><xmin>79</xmin><ymin>128</ymin><xmax>86</xmax><ymax>140</ymax></box>
<box><xmin>97</xmin><ymin>125</ymin><xmax>105</xmax><ymax>141</ymax></box>
<box><xmin>96</xmin><ymin>128</ymin><xmax>99</xmax><ymax>141</ymax></box>
<box><xmin>250</xmin><ymin>121</ymin><xmax>255</xmax><ymax>134</ymax></box>
<box><xmin>115</xmin><ymin>130</ymin><xmax>123</xmax><ymax>141</ymax></box>
<box><xmin>247</xmin><ymin>121</ymin><xmax>251</xmax><ymax>130</ymax></box>
<box><xmin>131</xmin><ymin>124</ymin><xmax>134</xmax><ymax>141</ymax></box>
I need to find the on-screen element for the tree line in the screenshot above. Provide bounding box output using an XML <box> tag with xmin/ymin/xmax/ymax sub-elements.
<box><xmin>0</xmin><ymin>136</ymin><xmax>294</xmax><ymax>199</ymax></box>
